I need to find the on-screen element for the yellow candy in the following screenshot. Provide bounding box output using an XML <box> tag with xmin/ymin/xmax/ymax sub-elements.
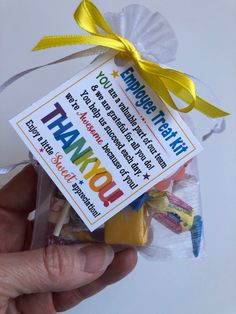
<box><xmin>105</xmin><ymin>206</ymin><xmax>149</xmax><ymax>246</ymax></box>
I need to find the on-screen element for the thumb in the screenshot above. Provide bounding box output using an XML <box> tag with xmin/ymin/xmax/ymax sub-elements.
<box><xmin>0</xmin><ymin>244</ymin><xmax>114</xmax><ymax>300</ymax></box>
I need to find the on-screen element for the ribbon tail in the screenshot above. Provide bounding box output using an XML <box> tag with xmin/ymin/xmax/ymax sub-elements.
<box><xmin>0</xmin><ymin>46</ymin><xmax>108</xmax><ymax>93</ymax></box>
<box><xmin>32</xmin><ymin>35</ymin><xmax>123</xmax><ymax>52</ymax></box>
<box><xmin>32</xmin><ymin>35</ymin><xmax>95</xmax><ymax>51</ymax></box>
<box><xmin>195</xmin><ymin>96</ymin><xmax>230</xmax><ymax>118</ymax></box>
<box><xmin>0</xmin><ymin>66</ymin><xmax>43</xmax><ymax>94</ymax></box>
<box><xmin>141</xmin><ymin>60</ymin><xmax>230</xmax><ymax>117</ymax></box>
<box><xmin>141</xmin><ymin>70</ymin><xmax>194</xmax><ymax>114</ymax></box>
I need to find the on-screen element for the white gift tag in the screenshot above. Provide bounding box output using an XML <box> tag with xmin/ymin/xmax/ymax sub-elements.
<box><xmin>10</xmin><ymin>53</ymin><xmax>202</xmax><ymax>231</ymax></box>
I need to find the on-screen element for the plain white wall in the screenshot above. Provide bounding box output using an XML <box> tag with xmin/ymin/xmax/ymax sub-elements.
<box><xmin>0</xmin><ymin>0</ymin><xmax>236</xmax><ymax>313</ymax></box>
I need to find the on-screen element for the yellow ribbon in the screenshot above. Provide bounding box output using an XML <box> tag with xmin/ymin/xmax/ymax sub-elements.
<box><xmin>33</xmin><ymin>0</ymin><xmax>229</xmax><ymax>118</ymax></box>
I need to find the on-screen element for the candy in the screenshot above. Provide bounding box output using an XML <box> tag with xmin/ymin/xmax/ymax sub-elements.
<box><xmin>48</xmin><ymin>188</ymin><xmax>70</xmax><ymax>225</ymax></box>
<box><xmin>154</xmin><ymin>159</ymin><xmax>192</xmax><ymax>191</ymax></box>
<box><xmin>104</xmin><ymin>206</ymin><xmax>149</xmax><ymax>246</ymax></box>
<box><xmin>130</xmin><ymin>193</ymin><xmax>149</xmax><ymax>212</ymax></box>
<box><xmin>147</xmin><ymin>190</ymin><xmax>194</xmax><ymax>234</ymax></box>
<box><xmin>190</xmin><ymin>215</ymin><xmax>203</xmax><ymax>257</ymax></box>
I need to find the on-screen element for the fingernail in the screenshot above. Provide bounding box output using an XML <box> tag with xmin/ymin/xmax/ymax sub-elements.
<box><xmin>80</xmin><ymin>245</ymin><xmax>114</xmax><ymax>273</ymax></box>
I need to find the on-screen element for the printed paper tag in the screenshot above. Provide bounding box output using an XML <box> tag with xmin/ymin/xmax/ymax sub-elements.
<box><xmin>10</xmin><ymin>53</ymin><xmax>202</xmax><ymax>231</ymax></box>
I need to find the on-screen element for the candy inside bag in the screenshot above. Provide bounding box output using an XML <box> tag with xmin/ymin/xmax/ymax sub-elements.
<box><xmin>31</xmin><ymin>156</ymin><xmax>204</xmax><ymax>260</ymax></box>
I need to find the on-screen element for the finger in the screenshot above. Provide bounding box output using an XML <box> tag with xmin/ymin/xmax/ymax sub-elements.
<box><xmin>0</xmin><ymin>165</ymin><xmax>37</xmax><ymax>212</ymax></box>
<box><xmin>0</xmin><ymin>244</ymin><xmax>114</xmax><ymax>302</ymax></box>
<box><xmin>53</xmin><ymin>248</ymin><xmax>138</xmax><ymax>312</ymax></box>
<box><xmin>16</xmin><ymin>249</ymin><xmax>137</xmax><ymax>314</ymax></box>
<box><xmin>16</xmin><ymin>293</ymin><xmax>56</xmax><ymax>314</ymax></box>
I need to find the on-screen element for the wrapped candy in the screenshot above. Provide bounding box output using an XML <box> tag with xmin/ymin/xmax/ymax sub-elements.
<box><xmin>104</xmin><ymin>206</ymin><xmax>150</xmax><ymax>246</ymax></box>
<box><xmin>146</xmin><ymin>190</ymin><xmax>194</xmax><ymax>234</ymax></box>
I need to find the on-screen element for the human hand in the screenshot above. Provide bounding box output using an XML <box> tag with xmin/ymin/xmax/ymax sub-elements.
<box><xmin>0</xmin><ymin>166</ymin><xmax>137</xmax><ymax>313</ymax></box>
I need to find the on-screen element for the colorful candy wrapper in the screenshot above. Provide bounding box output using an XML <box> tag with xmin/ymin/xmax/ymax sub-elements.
<box><xmin>146</xmin><ymin>190</ymin><xmax>195</xmax><ymax>234</ymax></box>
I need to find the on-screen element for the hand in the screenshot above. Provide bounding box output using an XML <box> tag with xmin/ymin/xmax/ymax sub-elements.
<box><xmin>0</xmin><ymin>166</ymin><xmax>137</xmax><ymax>313</ymax></box>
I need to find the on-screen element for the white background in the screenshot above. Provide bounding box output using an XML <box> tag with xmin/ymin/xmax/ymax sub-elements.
<box><xmin>0</xmin><ymin>1</ymin><xmax>236</xmax><ymax>314</ymax></box>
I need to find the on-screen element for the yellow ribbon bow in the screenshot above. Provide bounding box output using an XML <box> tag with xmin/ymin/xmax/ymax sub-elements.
<box><xmin>33</xmin><ymin>0</ymin><xmax>229</xmax><ymax>118</ymax></box>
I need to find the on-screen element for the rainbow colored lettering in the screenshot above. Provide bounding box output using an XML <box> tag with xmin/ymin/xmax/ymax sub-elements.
<box><xmin>41</xmin><ymin>103</ymin><xmax>124</xmax><ymax>208</ymax></box>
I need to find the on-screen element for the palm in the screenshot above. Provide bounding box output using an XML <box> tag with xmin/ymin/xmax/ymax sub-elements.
<box><xmin>0</xmin><ymin>166</ymin><xmax>137</xmax><ymax>313</ymax></box>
